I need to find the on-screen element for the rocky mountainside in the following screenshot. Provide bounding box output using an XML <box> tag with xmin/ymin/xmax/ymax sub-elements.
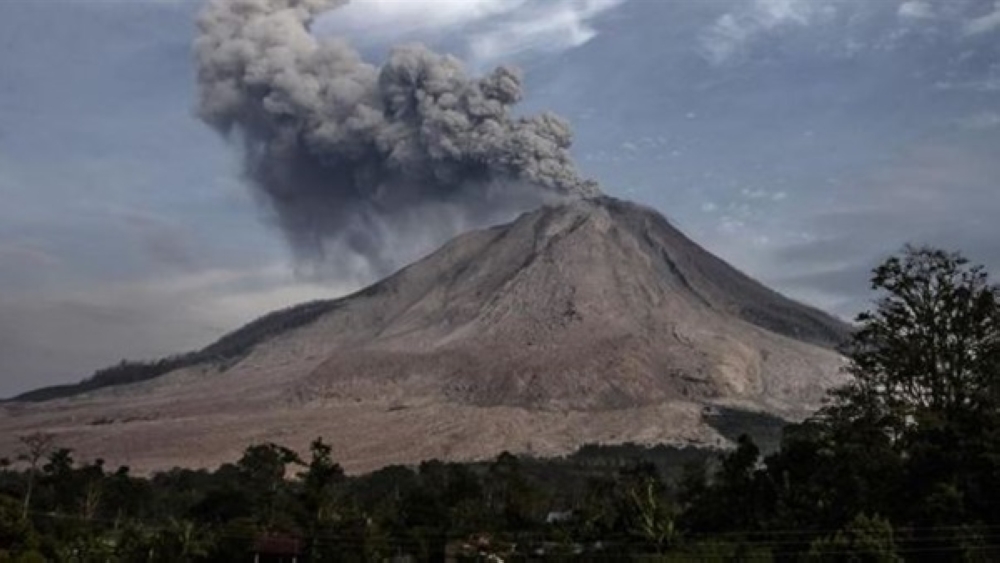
<box><xmin>0</xmin><ymin>197</ymin><xmax>849</xmax><ymax>473</ymax></box>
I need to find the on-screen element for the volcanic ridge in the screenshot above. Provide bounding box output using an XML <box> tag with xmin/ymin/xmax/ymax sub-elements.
<box><xmin>0</xmin><ymin>197</ymin><xmax>849</xmax><ymax>473</ymax></box>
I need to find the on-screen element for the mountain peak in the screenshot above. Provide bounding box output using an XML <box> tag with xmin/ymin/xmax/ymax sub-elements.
<box><xmin>1</xmin><ymin>197</ymin><xmax>849</xmax><ymax>473</ymax></box>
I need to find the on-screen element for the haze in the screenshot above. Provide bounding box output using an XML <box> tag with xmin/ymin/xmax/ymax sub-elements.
<box><xmin>1</xmin><ymin>0</ymin><xmax>998</xmax><ymax>397</ymax></box>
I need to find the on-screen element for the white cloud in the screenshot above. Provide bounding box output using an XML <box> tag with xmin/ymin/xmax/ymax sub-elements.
<box><xmin>718</xmin><ymin>216</ymin><xmax>746</xmax><ymax>233</ymax></box>
<box><xmin>934</xmin><ymin>77</ymin><xmax>1000</xmax><ymax>92</ymax></box>
<box><xmin>957</xmin><ymin>111</ymin><xmax>1000</xmax><ymax>130</ymax></box>
<box><xmin>105</xmin><ymin>264</ymin><xmax>356</xmax><ymax>334</ymax></box>
<box><xmin>0</xmin><ymin>263</ymin><xmax>357</xmax><ymax>396</ymax></box>
<box><xmin>964</xmin><ymin>2</ymin><xmax>1000</xmax><ymax>36</ymax></box>
<box><xmin>740</xmin><ymin>187</ymin><xmax>788</xmax><ymax>202</ymax></box>
<box><xmin>700</xmin><ymin>0</ymin><xmax>824</xmax><ymax>64</ymax></box>
<box><xmin>315</xmin><ymin>0</ymin><xmax>528</xmax><ymax>36</ymax></box>
<box><xmin>467</xmin><ymin>0</ymin><xmax>625</xmax><ymax>66</ymax></box>
<box><xmin>314</xmin><ymin>0</ymin><xmax>626</xmax><ymax>70</ymax></box>
<box><xmin>898</xmin><ymin>1</ymin><xmax>934</xmax><ymax>20</ymax></box>
<box><xmin>741</xmin><ymin>187</ymin><xmax>770</xmax><ymax>199</ymax></box>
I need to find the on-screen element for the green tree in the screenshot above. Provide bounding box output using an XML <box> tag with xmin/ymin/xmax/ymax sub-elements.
<box><xmin>150</xmin><ymin>518</ymin><xmax>212</xmax><ymax>562</ymax></box>
<box><xmin>103</xmin><ymin>465</ymin><xmax>152</xmax><ymax>524</ymax></box>
<box><xmin>15</xmin><ymin>433</ymin><xmax>54</xmax><ymax>520</ymax></box>
<box><xmin>75</xmin><ymin>458</ymin><xmax>105</xmax><ymax>521</ymax></box>
<box><xmin>619</xmin><ymin>463</ymin><xmax>677</xmax><ymax>553</ymax></box>
<box><xmin>836</xmin><ymin>246</ymin><xmax>1000</xmax><ymax>430</ymax></box>
<box><xmin>297</xmin><ymin>438</ymin><xmax>345</xmax><ymax>561</ymax></box>
<box><xmin>485</xmin><ymin>452</ymin><xmax>541</xmax><ymax>531</ymax></box>
<box><xmin>747</xmin><ymin>247</ymin><xmax>1000</xmax><ymax>558</ymax></box>
<box><xmin>826</xmin><ymin>247</ymin><xmax>1000</xmax><ymax>528</ymax></box>
<box><xmin>40</xmin><ymin>447</ymin><xmax>75</xmax><ymax>515</ymax></box>
<box><xmin>236</xmin><ymin>443</ymin><xmax>302</xmax><ymax>529</ymax></box>
<box><xmin>807</xmin><ymin>513</ymin><xmax>901</xmax><ymax>563</ymax></box>
<box><xmin>0</xmin><ymin>495</ymin><xmax>38</xmax><ymax>557</ymax></box>
<box><xmin>298</xmin><ymin>438</ymin><xmax>344</xmax><ymax>524</ymax></box>
<box><xmin>681</xmin><ymin>435</ymin><xmax>768</xmax><ymax>533</ymax></box>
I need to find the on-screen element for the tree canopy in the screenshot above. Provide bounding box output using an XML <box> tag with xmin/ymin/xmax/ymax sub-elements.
<box><xmin>838</xmin><ymin>245</ymin><xmax>1000</xmax><ymax>426</ymax></box>
<box><xmin>2</xmin><ymin>246</ymin><xmax>999</xmax><ymax>561</ymax></box>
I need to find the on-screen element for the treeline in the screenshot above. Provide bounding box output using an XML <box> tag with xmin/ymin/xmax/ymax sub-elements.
<box><xmin>0</xmin><ymin>441</ymin><xmax>723</xmax><ymax>561</ymax></box>
<box><xmin>10</xmin><ymin>300</ymin><xmax>342</xmax><ymax>403</ymax></box>
<box><xmin>0</xmin><ymin>245</ymin><xmax>998</xmax><ymax>562</ymax></box>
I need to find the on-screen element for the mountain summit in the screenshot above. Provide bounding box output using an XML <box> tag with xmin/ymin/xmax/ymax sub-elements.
<box><xmin>0</xmin><ymin>197</ymin><xmax>848</xmax><ymax>472</ymax></box>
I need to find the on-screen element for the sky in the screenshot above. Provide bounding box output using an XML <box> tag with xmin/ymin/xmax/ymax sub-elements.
<box><xmin>0</xmin><ymin>0</ymin><xmax>998</xmax><ymax>397</ymax></box>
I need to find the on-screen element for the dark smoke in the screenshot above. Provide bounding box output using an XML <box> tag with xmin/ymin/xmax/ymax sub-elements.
<box><xmin>194</xmin><ymin>0</ymin><xmax>599</xmax><ymax>277</ymax></box>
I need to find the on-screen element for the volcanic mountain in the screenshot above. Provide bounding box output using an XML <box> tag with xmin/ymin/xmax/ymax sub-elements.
<box><xmin>0</xmin><ymin>197</ymin><xmax>849</xmax><ymax>473</ymax></box>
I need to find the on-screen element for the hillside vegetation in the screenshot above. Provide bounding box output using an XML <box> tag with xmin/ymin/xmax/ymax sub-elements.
<box><xmin>10</xmin><ymin>300</ymin><xmax>342</xmax><ymax>403</ymax></box>
<box><xmin>2</xmin><ymin>246</ymin><xmax>997</xmax><ymax>561</ymax></box>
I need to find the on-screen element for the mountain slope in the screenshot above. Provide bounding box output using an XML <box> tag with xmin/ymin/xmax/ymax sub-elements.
<box><xmin>0</xmin><ymin>197</ymin><xmax>849</xmax><ymax>472</ymax></box>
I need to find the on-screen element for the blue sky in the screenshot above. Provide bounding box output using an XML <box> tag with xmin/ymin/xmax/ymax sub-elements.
<box><xmin>1</xmin><ymin>0</ymin><xmax>998</xmax><ymax>396</ymax></box>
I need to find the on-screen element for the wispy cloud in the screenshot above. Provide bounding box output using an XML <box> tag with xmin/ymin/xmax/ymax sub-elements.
<box><xmin>101</xmin><ymin>205</ymin><xmax>201</xmax><ymax>272</ymax></box>
<box><xmin>466</xmin><ymin>0</ymin><xmax>625</xmax><ymax>66</ymax></box>
<box><xmin>767</xmin><ymin>143</ymin><xmax>1000</xmax><ymax>317</ymax></box>
<box><xmin>898</xmin><ymin>1</ymin><xmax>935</xmax><ymax>20</ymax></box>
<box><xmin>0</xmin><ymin>263</ymin><xmax>355</xmax><ymax>397</ymax></box>
<box><xmin>4</xmin><ymin>0</ymin><xmax>1000</xmax><ymax>396</ymax></box>
<box><xmin>699</xmin><ymin>0</ymin><xmax>829</xmax><ymax>64</ymax></box>
<box><xmin>315</xmin><ymin>0</ymin><xmax>528</xmax><ymax>37</ymax></box>
<box><xmin>958</xmin><ymin>111</ymin><xmax>1000</xmax><ymax>130</ymax></box>
<box><xmin>964</xmin><ymin>1</ymin><xmax>1000</xmax><ymax>36</ymax></box>
<box><xmin>314</xmin><ymin>0</ymin><xmax>625</xmax><ymax>68</ymax></box>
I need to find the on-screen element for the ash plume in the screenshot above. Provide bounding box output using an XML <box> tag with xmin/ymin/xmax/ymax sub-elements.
<box><xmin>194</xmin><ymin>0</ymin><xmax>599</xmax><ymax>277</ymax></box>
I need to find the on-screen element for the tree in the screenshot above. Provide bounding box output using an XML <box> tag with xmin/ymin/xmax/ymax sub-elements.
<box><xmin>835</xmin><ymin>246</ymin><xmax>1000</xmax><ymax>431</ymax></box>
<box><xmin>809</xmin><ymin>246</ymin><xmax>1000</xmax><ymax>537</ymax></box>
<box><xmin>236</xmin><ymin>442</ymin><xmax>302</xmax><ymax>529</ymax></box>
<box><xmin>807</xmin><ymin>513</ymin><xmax>902</xmax><ymax>563</ymax></box>
<box><xmin>0</xmin><ymin>495</ymin><xmax>39</xmax><ymax>557</ymax></box>
<box><xmin>619</xmin><ymin>463</ymin><xmax>677</xmax><ymax>553</ymax></box>
<box><xmin>16</xmin><ymin>433</ymin><xmax>54</xmax><ymax>520</ymax></box>
<box><xmin>681</xmin><ymin>435</ymin><xmax>768</xmax><ymax>534</ymax></box>
<box><xmin>150</xmin><ymin>518</ymin><xmax>212</xmax><ymax>562</ymax></box>
<box><xmin>41</xmin><ymin>447</ymin><xmax>76</xmax><ymax>515</ymax></box>
<box><xmin>298</xmin><ymin>438</ymin><xmax>344</xmax><ymax>524</ymax></box>
<box><xmin>485</xmin><ymin>452</ymin><xmax>540</xmax><ymax>531</ymax></box>
<box><xmin>297</xmin><ymin>438</ymin><xmax>345</xmax><ymax>561</ymax></box>
<box><xmin>77</xmin><ymin>458</ymin><xmax>106</xmax><ymax>521</ymax></box>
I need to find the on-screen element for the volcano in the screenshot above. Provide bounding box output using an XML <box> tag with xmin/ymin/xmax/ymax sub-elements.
<box><xmin>0</xmin><ymin>197</ymin><xmax>849</xmax><ymax>472</ymax></box>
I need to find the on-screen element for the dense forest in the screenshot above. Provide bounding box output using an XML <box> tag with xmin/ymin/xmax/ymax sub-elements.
<box><xmin>2</xmin><ymin>246</ymin><xmax>999</xmax><ymax>562</ymax></box>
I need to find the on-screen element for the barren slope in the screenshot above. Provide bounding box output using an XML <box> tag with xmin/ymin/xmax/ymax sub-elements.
<box><xmin>0</xmin><ymin>197</ymin><xmax>849</xmax><ymax>473</ymax></box>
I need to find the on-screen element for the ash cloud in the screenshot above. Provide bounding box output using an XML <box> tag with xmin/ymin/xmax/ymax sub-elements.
<box><xmin>195</xmin><ymin>0</ymin><xmax>598</xmax><ymax>277</ymax></box>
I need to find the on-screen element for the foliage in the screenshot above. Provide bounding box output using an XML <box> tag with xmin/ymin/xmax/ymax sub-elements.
<box><xmin>2</xmin><ymin>246</ymin><xmax>1000</xmax><ymax>560</ymax></box>
<box><xmin>835</xmin><ymin>245</ymin><xmax>1000</xmax><ymax>430</ymax></box>
<box><xmin>806</xmin><ymin>514</ymin><xmax>901</xmax><ymax>563</ymax></box>
<box><xmin>676</xmin><ymin>247</ymin><xmax>1000</xmax><ymax>561</ymax></box>
<box><xmin>0</xmin><ymin>496</ymin><xmax>37</xmax><ymax>556</ymax></box>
